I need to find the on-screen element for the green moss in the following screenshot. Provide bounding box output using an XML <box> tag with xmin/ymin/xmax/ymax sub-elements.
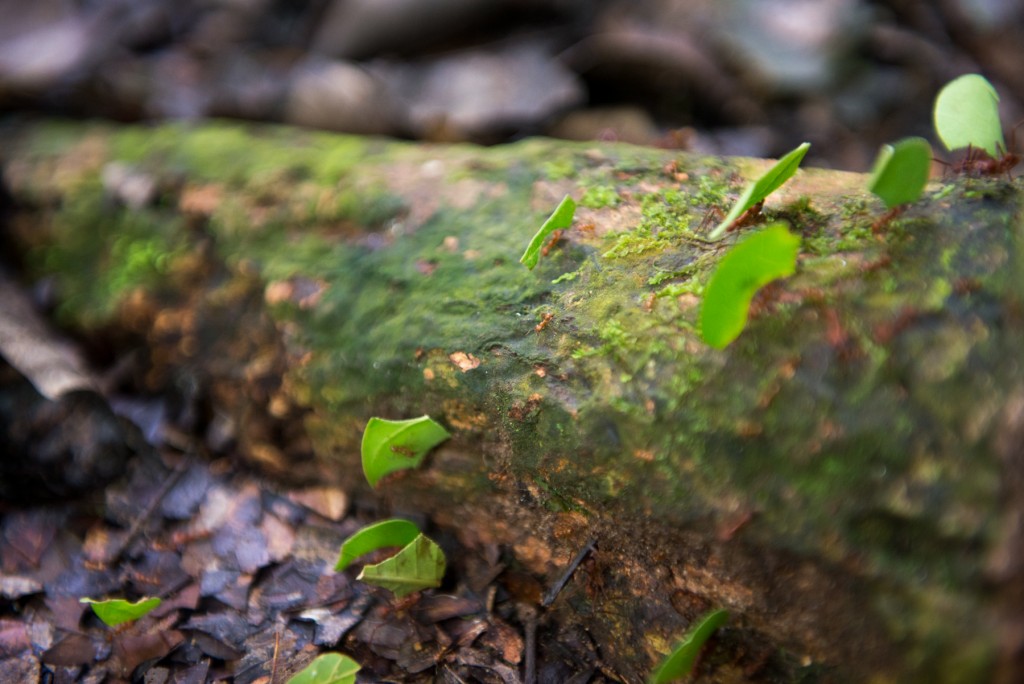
<box><xmin>542</xmin><ymin>157</ymin><xmax>575</xmax><ymax>180</ymax></box>
<box><xmin>111</xmin><ymin>121</ymin><xmax>370</xmax><ymax>186</ymax></box>
<box><xmin>837</xmin><ymin>194</ymin><xmax>872</xmax><ymax>219</ymax></box>
<box><xmin>603</xmin><ymin>189</ymin><xmax>702</xmax><ymax>258</ymax></box>
<box><xmin>28</xmin><ymin>179</ymin><xmax>189</xmax><ymax>327</ymax></box>
<box><xmin>580</xmin><ymin>184</ymin><xmax>620</xmax><ymax>208</ymax></box>
<box><xmin>691</xmin><ymin>173</ymin><xmax>731</xmax><ymax>206</ymax></box>
<box><xmin>329</xmin><ymin>186</ymin><xmax>407</xmax><ymax>227</ymax></box>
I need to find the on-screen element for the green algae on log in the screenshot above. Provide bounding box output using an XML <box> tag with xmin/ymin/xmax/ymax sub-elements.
<box><xmin>3</xmin><ymin>120</ymin><xmax>1024</xmax><ymax>683</ymax></box>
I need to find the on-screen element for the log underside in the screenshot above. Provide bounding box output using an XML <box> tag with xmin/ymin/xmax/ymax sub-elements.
<box><xmin>3</xmin><ymin>120</ymin><xmax>1024</xmax><ymax>682</ymax></box>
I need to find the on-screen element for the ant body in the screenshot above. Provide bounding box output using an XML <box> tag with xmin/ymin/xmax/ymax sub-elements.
<box><xmin>534</xmin><ymin>312</ymin><xmax>554</xmax><ymax>333</ymax></box>
<box><xmin>698</xmin><ymin>199</ymin><xmax>765</xmax><ymax>235</ymax></box>
<box><xmin>729</xmin><ymin>199</ymin><xmax>765</xmax><ymax>232</ymax></box>
<box><xmin>952</xmin><ymin>144</ymin><xmax>1021</xmax><ymax>179</ymax></box>
<box><xmin>947</xmin><ymin>121</ymin><xmax>1023</xmax><ymax>179</ymax></box>
<box><xmin>541</xmin><ymin>229</ymin><xmax>564</xmax><ymax>257</ymax></box>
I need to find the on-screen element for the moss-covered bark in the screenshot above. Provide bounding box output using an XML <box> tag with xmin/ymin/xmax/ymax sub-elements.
<box><xmin>3</xmin><ymin>120</ymin><xmax>1023</xmax><ymax>682</ymax></box>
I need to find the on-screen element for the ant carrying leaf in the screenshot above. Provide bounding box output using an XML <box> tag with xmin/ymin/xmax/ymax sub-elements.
<box><xmin>707</xmin><ymin>142</ymin><xmax>809</xmax><ymax>240</ymax></box>
<box><xmin>866</xmin><ymin>137</ymin><xmax>932</xmax><ymax>232</ymax></box>
<box><xmin>361</xmin><ymin>416</ymin><xmax>450</xmax><ymax>487</ymax></box>
<box><xmin>521</xmin><ymin>195</ymin><xmax>576</xmax><ymax>269</ymax></box>
<box><xmin>934</xmin><ymin>74</ymin><xmax>1021</xmax><ymax>179</ymax></box>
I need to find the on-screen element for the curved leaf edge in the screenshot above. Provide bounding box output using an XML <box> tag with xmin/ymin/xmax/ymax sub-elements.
<box><xmin>357</xmin><ymin>533</ymin><xmax>447</xmax><ymax>598</ymax></box>
<box><xmin>335</xmin><ymin>518</ymin><xmax>422</xmax><ymax>571</ymax></box>
<box><xmin>286</xmin><ymin>652</ymin><xmax>361</xmax><ymax>684</ymax></box>
<box><xmin>648</xmin><ymin>608</ymin><xmax>730</xmax><ymax>684</ymax></box>
<box><xmin>361</xmin><ymin>415</ymin><xmax>451</xmax><ymax>488</ymax></box>
<box><xmin>933</xmin><ymin>73</ymin><xmax>1004</xmax><ymax>157</ymax></box>
<box><xmin>79</xmin><ymin>596</ymin><xmax>162</xmax><ymax>627</ymax></box>
<box><xmin>867</xmin><ymin>137</ymin><xmax>932</xmax><ymax>209</ymax></box>
<box><xmin>699</xmin><ymin>224</ymin><xmax>801</xmax><ymax>349</ymax></box>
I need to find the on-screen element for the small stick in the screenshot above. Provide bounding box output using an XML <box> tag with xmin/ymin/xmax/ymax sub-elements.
<box><xmin>109</xmin><ymin>459</ymin><xmax>188</xmax><ymax>563</ymax></box>
<box><xmin>520</xmin><ymin>604</ymin><xmax>538</xmax><ymax>684</ymax></box>
<box><xmin>541</xmin><ymin>536</ymin><xmax>597</xmax><ymax>608</ymax></box>
<box><xmin>270</xmin><ymin>630</ymin><xmax>281</xmax><ymax>683</ymax></box>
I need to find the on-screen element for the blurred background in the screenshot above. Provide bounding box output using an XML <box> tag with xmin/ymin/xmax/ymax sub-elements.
<box><xmin>2</xmin><ymin>0</ymin><xmax>1023</xmax><ymax>171</ymax></box>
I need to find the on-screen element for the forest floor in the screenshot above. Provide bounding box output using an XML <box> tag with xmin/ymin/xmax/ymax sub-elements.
<box><xmin>1</xmin><ymin>352</ymin><xmax>635</xmax><ymax>684</ymax></box>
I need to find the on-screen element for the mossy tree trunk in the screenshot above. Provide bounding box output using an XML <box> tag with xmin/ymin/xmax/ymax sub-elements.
<box><xmin>3</xmin><ymin>120</ymin><xmax>1024</xmax><ymax>683</ymax></box>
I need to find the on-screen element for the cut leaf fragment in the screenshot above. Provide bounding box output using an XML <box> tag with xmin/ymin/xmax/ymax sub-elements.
<box><xmin>361</xmin><ymin>415</ymin><xmax>450</xmax><ymax>487</ymax></box>
<box><xmin>287</xmin><ymin>652</ymin><xmax>361</xmax><ymax>684</ymax></box>
<box><xmin>80</xmin><ymin>597</ymin><xmax>161</xmax><ymax>627</ymax></box>
<box><xmin>358</xmin><ymin>533</ymin><xmax>446</xmax><ymax>598</ymax></box>
<box><xmin>867</xmin><ymin>137</ymin><xmax>932</xmax><ymax>209</ymax></box>
<box><xmin>934</xmin><ymin>74</ymin><xmax>1004</xmax><ymax>157</ymax></box>
<box><xmin>709</xmin><ymin>142</ymin><xmax>810</xmax><ymax>240</ymax></box>
<box><xmin>699</xmin><ymin>223</ymin><xmax>801</xmax><ymax>349</ymax></box>
<box><xmin>335</xmin><ymin>518</ymin><xmax>421</xmax><ymax>571</ymax></box>
<box><xmin>520</xmin><ymin>194</ymin><xmax>576</xmax><ymax>269</ymax></box>
<box><xmin>649</xmin><ymin>608</ymin><xmax>729</xmax><ymax>683</ymax></box>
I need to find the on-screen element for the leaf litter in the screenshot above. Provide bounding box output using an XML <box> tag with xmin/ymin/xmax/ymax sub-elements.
<box><xmin>0</xmin><ymin>376</ymin><xmax>612</xmax><ymax>683</ymax></box>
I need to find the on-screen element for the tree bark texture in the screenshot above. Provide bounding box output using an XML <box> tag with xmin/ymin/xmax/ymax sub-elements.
<box><xmin>3</xmin><ymin>120</ymin><xmax>1024</xmax><ymax>683</ymax></box>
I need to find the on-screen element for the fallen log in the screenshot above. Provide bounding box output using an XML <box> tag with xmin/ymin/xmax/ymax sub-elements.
<box><xmin>2</xmin><ymin>119</ymin><xmax>1023</xmax><ymax>683</ymax></box>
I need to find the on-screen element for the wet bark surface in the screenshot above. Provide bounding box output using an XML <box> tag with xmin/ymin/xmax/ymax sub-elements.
<box><xmin>1</xmin><ymin>119</ymin><xmax>1024</xmax><ymax>682</ymax></box>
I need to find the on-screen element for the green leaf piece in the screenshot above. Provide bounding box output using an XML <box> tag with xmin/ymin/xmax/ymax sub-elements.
<box><xmin>361</xmin><ymin>415</ymin><xmax>450</xmax><ymax>488</ymax></box>
<box><xmin>335</xmin><ymin>518</ymin><xmax>421</xmax><ymax>571</ymax></box>
<box><xmin>648</xmin><ymin>608</ymin><xmax>729</xmax><ymax>684</ymax></box>
<box><xmin>287</xmin><ymin>653</ymin><xmax>361</xmax><ymax>684</ymax></box>
<box><xmin>79</xmin><ymin>597</ymin><xmax>161</xmax><ymax>627</ymax></box>
<box><xmin>934</xmin><ymin>74</ymin><xmax>1004</xmax><ymax>157</ymax></box>
<box><xmin>709</xmin><ymin>142</ymin><xmax>810</xmax><ymax>240</ymax></box>
<box><xmin>520</xmin><ymin>194</ymin><xmax>577</xmax><ymax>269</ymax></box>
<box><xmin>699</xmin><ymin>224</ymin><xmax>801</xmax><ymax>349</ymax></box>
<box><xmin>358</xmin><ymin>533</ymin><xmax>446</xmax><ymax>598</ymax></box>
<box><xmin>867</xmin><ymin>137</ymin><xmax>932</xmax><ymax>209</ymax></box>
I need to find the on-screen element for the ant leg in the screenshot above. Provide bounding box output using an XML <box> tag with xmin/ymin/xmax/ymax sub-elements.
<box><xmin>698</xmin><ymin>206</ymin><xmax>724</xmax><ymax>234</ymax></box>
<box><xmin>872</xmin><ymin>205</ymin><xmax>905</xmax><ymax>234</ymax></box>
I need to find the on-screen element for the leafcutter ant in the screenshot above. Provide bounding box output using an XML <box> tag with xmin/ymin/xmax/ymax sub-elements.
<box><xmin>952</xmin><ymin>144</ymin><xmax>1021</xmax><ymax>179</ymax></box>
<box><xmin>534</xmin><ymin>312</ymin><xmax>554</xmax><ymax>333</ymax></box>
<box><xmin>729</xmin><ymin>199</ymin><xmax>765</xmax><ymax>231</ymax></box>
<box><xmin>389</xmin><ymin>444</ymin><xmax>417</xmax><ymax>459</ymax></box>
<box><xmin>947</xmin><ymin>120</ymin><xmax>1023</xmax><ymax>179</ymax></box>
<box><xmin>642</xmin><ymin>292</ymin><xmax>657</xmax><ymax>312</ymax></box>
<box><xmin>541</xmin><ymin>229</ymin><xmax>564</xmax><ymax>257</ymax></box>
<box><xmin>871</xmin><ymin>206</ymin><xmax>905</xmax><ymax>234</ymax></box>
<box><xmin>698</xmin><ymin>199</ymin><xmax>765</xmax><ymax>235</ymax></box>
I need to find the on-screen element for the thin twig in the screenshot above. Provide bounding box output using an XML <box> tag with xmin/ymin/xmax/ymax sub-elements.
<box><xmin>270</xmin><ymin>629</ymin><xmax>281</xmax><ymax>683</ymax></box>
<box><xmin>109</xmin><ymin>458</ymin><xmax>188</xmax><ymax>563</ymax></box>
<box><xmin>541</xmin><ymin>536</ymin><xmax>597</xmax><ymax>608</ymax></box>
<box><xmin>520</xmin><ymin>604</ymin><xmax>537</xmax><ymax>684</ymax></box>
